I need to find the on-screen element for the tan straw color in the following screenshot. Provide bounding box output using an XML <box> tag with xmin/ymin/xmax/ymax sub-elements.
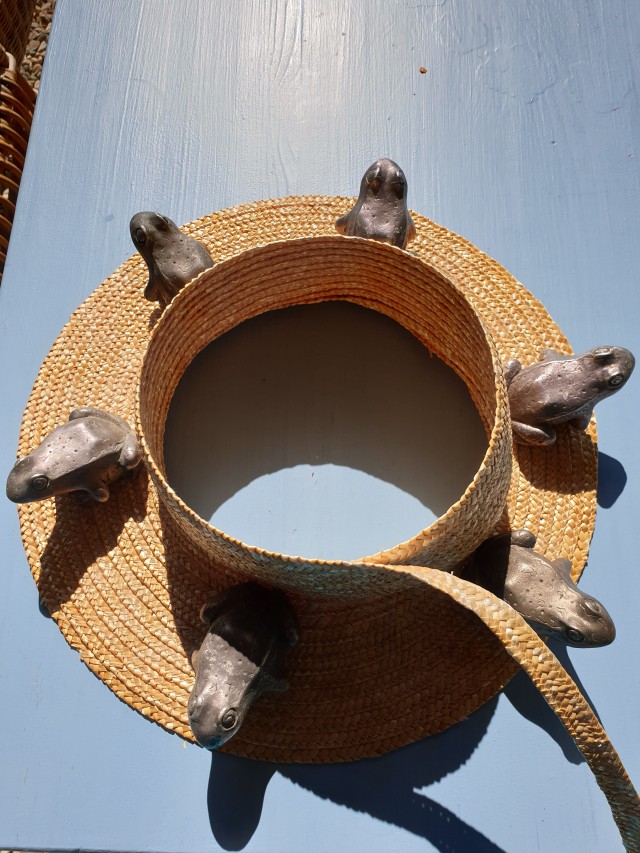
<box><xmin>15</xmin><ymin>196</ymin><xmax>640</xmax><ymax>849</ymax></box>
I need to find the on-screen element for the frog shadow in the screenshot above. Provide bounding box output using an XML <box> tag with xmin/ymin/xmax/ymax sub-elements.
<box><xmin>206</xmin><ymin>647</ymin><xmax>597</xmax><ymax>853</ymax></box>
<box><xmin>597</xmin><ymin>451</ymin><xmax>627</xmax><ymax>508</ymax></box>
<box><xmin>206</xmin><ymin>695</ymin><xmax>506</xmax><ymax>853</ymax></box>
<box><xmin>37</xmin><ymin>471</ymin><xmax>148</xmax><ymax>611</ymax></box>
<box><xmin>512</xmin><ymin>434</ymin><xmax>628</xmax><ymax>503</ymax></box>
<box><xmin>514</xmin><ymin>428</ymin><xmax>598</xmax><ymax>495</ymax></box>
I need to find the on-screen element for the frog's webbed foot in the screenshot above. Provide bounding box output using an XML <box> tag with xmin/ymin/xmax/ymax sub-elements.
<box><xmin>90</xmin><ymin>484</ymin><xmax>110</xmax><ymax>502</ymax></box>
<box><xmin>119</xmin><ymin>434</ymin><xmax>143</xmax><ymax>470</ymax></box>
<box><xmin>144</xmin><ymin>278</ymin><xmax>160</xmax><ymax>303</ymax></box>
<box><xmin>70</xmin><ymin>407</ymin><xmax>132</xmax><ymax>431</ymax></box>
<box><xmin>69</xmin><ymin>406</ymin><xmax>103</xmax><ymax>421</ymax></box>
<box><xmin>479</xmin><ymin>531</ymin><xmax>522</xmax><ymax>550</ymax></box>
<box><xmin>335</xmin><ymin>213</ymin><xmax>349</xmax><ymax>235</ymax></box>
<box><xmin>504</xmin><ymin>358</ymin><xmax>522</xmax><ymax>387</ymax></box>
<box><xmin>75</xmin><ymin>484</ymin><xmax>109</xmax><ymax>504</ymax></box>
<box><xmin>550</xmin><ymin>557</ymin><xmax>573</xmax><ymax>579</ymax></box>
<box><xmin>200</xmin><ymin>588</ymin><xmax>235</xmax><ymax>625</ymax></box>
<box><xmin>511</xmin><ymin>421</ymin><xmax>556</xmax><ymax>446</ymax></box>
<box><xmin>406</xmin><ymin>214</ymin><xmax>416</xmax><ymax>245</ymax></box>
<box><xmin>509</xmin><ymin>529</ymin><xmax>537</xmax><ymax>548</ymax></box>
<box><xmin>569</xmin><ymin>411</ymin><xmax>592</xmax><ymax>431</ymax></box>
<box><xmin>539</xmin><ymin>348</ymin><xmax>567</xmax><ymax>362</ymax></box>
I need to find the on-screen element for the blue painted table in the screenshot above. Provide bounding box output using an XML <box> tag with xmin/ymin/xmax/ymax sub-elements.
<box><xmin>1</xmin><ymin>1</ymin><xmax>639</xmax><ymax>850</ymax></box>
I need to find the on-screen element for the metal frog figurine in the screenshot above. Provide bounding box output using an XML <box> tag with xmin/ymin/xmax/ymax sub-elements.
<box><xmin>464</xmin><ymin>529</ymin><xmax>615</xmax><ymax>647</ymax></box>
<box><xmin>6</xmin><ymin>407</ymin><xmax>141</xmax><ymax>504</ymax></box>
<box><xmin>505</xmin><ymin>346</ymin><xmax>635</xmax><ymax>446</ymax></box>
<box><xmin>130</xmin><ymin>211</ymin><xmax>214</xmax><ymax>308</ymax></box>
<box><xmin>188</xmin><ymin>582</ymin><xmax>298</xmax><ymax>749</ymax></box>
<box><xmin>336</xmin><ymin>158</ymin><xmax>416</xmax><ymax>249</ymax></box>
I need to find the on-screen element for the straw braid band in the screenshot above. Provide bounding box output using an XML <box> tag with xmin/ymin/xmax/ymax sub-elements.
<box><xmin>17</xmin><ymin>196</ymin><xmax>602</xmax><ymax>766</ymax></box>
<box><xmin>139</xmin><ymin>235</ymin><xmax>513</xmax><ymax>584</ymax></box>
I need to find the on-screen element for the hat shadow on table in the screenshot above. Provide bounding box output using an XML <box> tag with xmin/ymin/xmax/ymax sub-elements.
<box><xmin>206</xmin><ymin>696</ymin><xmax>503</xmax><ymax>853</ymax></box>
<box><xmin>158</xmin><ymin>302</ymin><xmax>591</xmax><ymax>852</ymax></box>
<box><xmin>205</xmin><ymin>647</ymin><xmax>596</xmax><ymax>853</ymax></box>
<box><xmin>205</xmin><ymin>663</ymin><xmax>596</xmax><ymax>853</ymax></box>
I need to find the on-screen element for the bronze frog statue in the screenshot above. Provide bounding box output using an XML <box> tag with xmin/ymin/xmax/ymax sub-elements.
<box><xmin>505</xmin><ymin>346</ymin><xmax>635</xmax><ymax>445</ymax></box>
<box><xmin>130</xmin><ymin>211</ymin><xmax>214</xmax><ymax>308</ymax></box>
<box><xmin>188</xmin><ymin>582</ymin><xmax>298</xmax><ymax>750</ymax></box>
<box><xmin>464</xmin><ymin>529</ymin><xmax>615</xmax><ymax>647</ymax></box>
<box><xmin>6</xmin><ymin>407</ymin><xmax>141</xmax><ymax>504</ymax></box>
<box><xmin>336</xmin><ymin>158</ymin><xmax>416</xmax><ymax>249</ymax></box>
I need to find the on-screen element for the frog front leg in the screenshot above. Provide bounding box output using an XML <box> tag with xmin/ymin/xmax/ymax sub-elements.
<box><xmin>69</xmin><ymin>406</ymin><xmax>120</xmax><ymax>423</ymax></box>
<box><xmin>75</xmin><ymin>480</ymin><xmax>110</xmax><ymax>504</ymax></box>
<box><xmin>509</xmin><ymin>529</ymin><xmax>537</xmax><ymax>548</ymax></box>
<box><xmin>504</xmin><ymin>358</ymin><xmax>522</xmax><ymax>388</ymax></box>
<box><xmin>69</xmin><ymin>407</ymin><xmax>132</xmax><ymax>433</ymax></box>
<box><xmin>511</xmin><ymin>420</ymin><xmax>557</xmax><ymax>446</ymax></box>
<box><xmin>539</xmin><ymin>349</ymin><xmax>567</xmax><ymax>362</ymax></box>
<box><xmin>119</xmin><ymin>433</ymin><xmax>142</xmax><ymax>471</ymax></box>
<box><xmin>568</xmin><ymin>409</ymin><xmax>593</xmax><ymax>431</ymax></box>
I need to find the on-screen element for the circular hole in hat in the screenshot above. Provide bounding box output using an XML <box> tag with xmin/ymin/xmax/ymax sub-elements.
<box><xmin>138</xmin><ymin>236</ymin><xmax>511</xmax><ymax>586</ymax></box>
<box><xmin>163</xmin><ymin>300</ymin><xmax>487</xmax><ymax>561</ymax></box>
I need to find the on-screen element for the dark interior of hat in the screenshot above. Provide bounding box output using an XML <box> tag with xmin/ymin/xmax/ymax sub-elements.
<box><xmin>161</xmin><ymin>300</ymin><xmax>487</xmax><ymax>560</ymax></box>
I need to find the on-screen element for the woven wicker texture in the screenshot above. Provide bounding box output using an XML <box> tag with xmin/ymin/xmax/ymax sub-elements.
<box><xmin>0</xmin><ymin>47</ymin><xmax>36</xmax><ymax>282</ymax></box>
<box><xmin>17</xmin><ymin>196</ymin><xmax>640</xmax><ymax>846</ymax></box>
<box><xmin>0</xmin><ymin>0</ymin><xmax>38</xmax><ymax>64</ymax></box>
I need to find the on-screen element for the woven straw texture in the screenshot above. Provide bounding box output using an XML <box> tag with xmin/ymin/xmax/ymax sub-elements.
<box><xmin>17</xmin><ymin>195</ymin><xmax>598</xmax><ymax>755</ymax></box>
<box><xmin>18</xmin><ymin>197</ymin><xmax>640</xmax><ymax>850</ymax></box>
<box><xmin>17</xmin><ymin>196</ymin><xmax>640</xmax><ymax>846</ymax></box>
<box><xmin>139</xmin><ymin>236</ymin><xmax>512</xmax><ymax>584</ymax></box>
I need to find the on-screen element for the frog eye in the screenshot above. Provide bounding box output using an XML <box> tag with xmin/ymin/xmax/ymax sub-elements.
<box><xmin>220</xmin><ymin>709</ymin><xmax>238</xmax><ymax>731</ymax></box>
<box><xmin>134</xmin><ymin>227</ymin><xmax>146</xmax><ymax>245</ymax></box>
<box><xmin>593</xmin><ymin>347</ymin><xmax>613</xmax><ymax>362</ymax></box>
<box><xmin>609</xmin><ymin>374</ymin><xmax>624</xmax><ymax>387</ymax></box>
<box><xmin>392</xmin><ymin>174</ymin><xmax>406</xmax><ymax>197</ymax></box>
<box><xmin>564</xmin><ymin>628</ymin><xmax>585</xmax><ymax>644</ymax></box>
<box><xmin>365</xmin><ymin>168</ymin><xmax>382</xmax><ymax>189</ymax></box>
<box><xmin>31</xmin><ymin>475</ymin><xmax>49</xmax><ymax>492</ymax></box>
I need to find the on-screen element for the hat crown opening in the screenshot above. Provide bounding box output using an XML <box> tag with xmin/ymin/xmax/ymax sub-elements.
<box><xmin>137</xmin><ymin>235</ymin><xmax>512</xmax><ymax>596</ymax></box>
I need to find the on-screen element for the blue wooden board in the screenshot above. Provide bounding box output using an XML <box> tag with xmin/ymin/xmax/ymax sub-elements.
<box><xmin>1</xmin><ymin>1</ymin><xmax>639</xmax><ymax>850</ymax></box>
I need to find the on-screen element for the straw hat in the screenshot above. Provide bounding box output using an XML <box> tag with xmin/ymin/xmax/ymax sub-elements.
<box><xmin>14</xmin><ymin>196</ymin><xmax>639</xmax><ymax>847</ymax></box>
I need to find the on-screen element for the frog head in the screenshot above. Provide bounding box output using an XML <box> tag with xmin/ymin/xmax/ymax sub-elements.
<box><xmin>588</xmin><ymin>346</ymin><xmax>635</xmax><ymax>396</ymax></box>
<box><xmin>362</xmin><ymin>158</ymin><xmax>408</xmax><ymax>200</ymax></box>
<box><xmin>187</xmin><ymin>634</ymin><xmax>287</xmax><ymax>750</ymax></box>
<box><xmin>6</xmin><ymin>454</ymin><xmax>58</xmax><ymax>502</ymax></box>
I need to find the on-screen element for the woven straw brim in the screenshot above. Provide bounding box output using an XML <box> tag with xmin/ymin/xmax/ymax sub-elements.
<box><xmin>16</xmin><ymin>196</ymin><xmax>598</xmax><ymax>763</ymax></box>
